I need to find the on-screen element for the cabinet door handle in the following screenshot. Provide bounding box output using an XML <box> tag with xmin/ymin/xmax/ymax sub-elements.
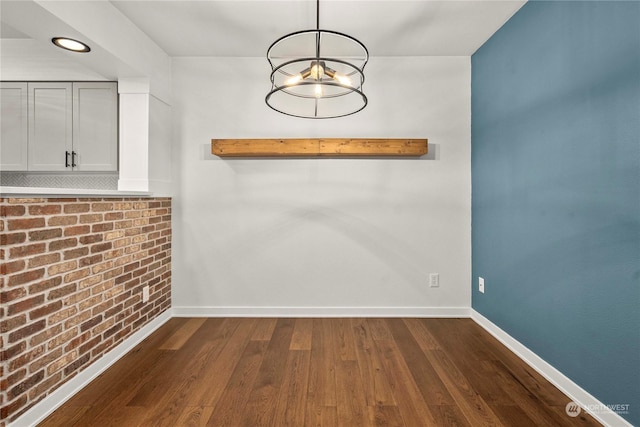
<box><xmin>65</xmin><ymin>151</ymin><xmax>71</xmax><ymax>168</ymax></box>
<box><xmin>72</xmin><ymin>151</ymin><xmax>77</xmax><ymax>167</ymax></box>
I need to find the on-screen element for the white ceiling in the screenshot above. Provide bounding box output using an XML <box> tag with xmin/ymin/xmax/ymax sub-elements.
<box><xmin>0</xmin><ymin>0</ymin><xmax>525</xmax><ymax>88</ymax></box>
<box><xmin>0</xmin><ymin>21</ymin><xmax>29</xmax><ymax>39</ymax></box>
<box><xmin>109</xmin><ymin>1</ymin><xmax>526</xmax><ymax>57</ymax></box>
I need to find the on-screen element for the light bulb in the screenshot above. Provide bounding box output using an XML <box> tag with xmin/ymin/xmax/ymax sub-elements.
<box><xmin>285</xmin><ymin>74</ymin><xmax>303</xmax><ymax>86</ymax></box>
<box><xmin>314</xmin><ymin>84</ymin><xmax>323</xmax><ymax>98</ymax></box>
<box><xmin>325</xmin><ymin>67</ymin><xmax>352</xmax><ymax>87</ymax></box>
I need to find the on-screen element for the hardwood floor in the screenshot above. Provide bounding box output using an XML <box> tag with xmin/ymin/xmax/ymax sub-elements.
<box><xmin>39</xmin><ymin>318</ymin><xmax>601</xmax><ymax>426</ymax></box>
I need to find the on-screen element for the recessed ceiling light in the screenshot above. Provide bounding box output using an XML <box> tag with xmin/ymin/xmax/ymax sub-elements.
<box><xmin>52</xmin><ymin>37</ymin><xmax>91</xmax><ymax>53</ymax></box>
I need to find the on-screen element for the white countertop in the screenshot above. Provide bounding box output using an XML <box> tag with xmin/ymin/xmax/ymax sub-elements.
<box><xmin>0</xmin><ymin>186</ymin><xmax>152</xmax><ymax>197</ymax></box>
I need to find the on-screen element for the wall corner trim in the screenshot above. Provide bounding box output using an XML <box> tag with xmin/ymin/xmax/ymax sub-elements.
<box><xmin>471</xmin><ymin>310</ymin><xmax>633</xmax><ymax>427</ymax></box>
<box><xmin>9</xmin><ymin>310</ymin><xmax>172</xmax><ymax>427</ymax></box>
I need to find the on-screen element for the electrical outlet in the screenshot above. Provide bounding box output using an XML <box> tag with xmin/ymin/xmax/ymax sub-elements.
<box><xmin>479</xmin><ymin>277</ymin><xmax>485</xmax><ymax>294</ymax></box>
<box><xmin>142</xmin><ymin>285</ymin><xmax>150</xmax><ymax>303</ymax></box>
<box><xmin>429</xmin><ymin>273</ymin><xmax>439</xmax><ymax>288</ymax></box>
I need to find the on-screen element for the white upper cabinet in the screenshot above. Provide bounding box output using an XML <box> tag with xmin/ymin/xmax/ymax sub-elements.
<box><xmin>1</xmin><ymin>81</ymin><xmax>118</xmax><ymax>172</ymax></box>
<box><xmin>73</xmin><ymin>82</ymin><xmax>118</xmax><ymax>171</ymax></box>
<box><xmin>28</xmin><ymin>82</ymin><xmax>73</xmax><ymax>171</ymax></box>
<box><xmin>1</xmin><ymin>82</ymin><xmax>29</xmax><ymax>171</ymax></box>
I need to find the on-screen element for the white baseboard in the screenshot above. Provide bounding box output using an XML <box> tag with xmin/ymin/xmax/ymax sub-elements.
<box><xmin>471</xmin><ymin>309</ymin><xmax>633</xmax><ymax>427</ymax></box>
<box><xmin>9</xmin><ymin>310</ymin><xmax>172</xmax><ymax>427</ymax></box>
<box><xmin>172</xmin><ymin>306</ymin><xmax>471</xmax><ymax>318</ymax></box>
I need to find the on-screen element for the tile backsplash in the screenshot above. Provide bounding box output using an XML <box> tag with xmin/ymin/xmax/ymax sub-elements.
<box><xmin>1</xmin><ymin>173</ymin><xmax>118</xmax><ymax>190</ymax></box>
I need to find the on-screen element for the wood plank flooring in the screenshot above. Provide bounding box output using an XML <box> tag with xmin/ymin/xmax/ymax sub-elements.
<box><xmin>39</xmin><ymin>318</ymin><xmax>601</xmax><ymax>426</ymax></box>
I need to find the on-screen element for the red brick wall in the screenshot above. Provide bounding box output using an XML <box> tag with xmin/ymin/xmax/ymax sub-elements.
<box><xmin>0</xmin><ymin>197</ymin><xmax>171</xmax><ymax>424</ymax></box>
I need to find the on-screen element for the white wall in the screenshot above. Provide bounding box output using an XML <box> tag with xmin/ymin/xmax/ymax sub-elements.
<box><xmin>171</xmin><ymin>56</ymin><xmax>471</xmax><ymax>315</ymax></box>
<box><xmin>149</xmin><ymin>95</ymin><xmax>173</xmax><ymax>196</ymax></box>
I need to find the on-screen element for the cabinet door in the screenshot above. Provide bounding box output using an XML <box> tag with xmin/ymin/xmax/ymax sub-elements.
<box><xmin>1</xmin><ymin>82</ymin><xmax>28</xmax><ymax>171</ymax></box>
<box><xmin>28</xmin><ymin>82</ymin><xmax>73</xmax><ymax>171</ymax></box>
<box><xmin>73</xmin><ymin>82</ymin><xmax>118</xmax><ymax>171</ymax></box>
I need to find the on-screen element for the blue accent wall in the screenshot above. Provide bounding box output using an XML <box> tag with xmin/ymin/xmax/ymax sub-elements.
<box><xmin>471</xmin><ymin>1</ymin><xmax>640</xmax><ymax>425</ymax></box>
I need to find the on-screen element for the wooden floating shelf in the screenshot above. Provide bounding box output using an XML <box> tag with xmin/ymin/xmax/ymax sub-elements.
<box><xmin>211</xmin><ymin>138</ymin><xmax>428</xmax><ymax>157</ymax></box>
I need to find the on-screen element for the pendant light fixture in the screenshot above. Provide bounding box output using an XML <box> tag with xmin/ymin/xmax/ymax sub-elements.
<box><xmin>266</xmin><ymin>0</ymin><xmax>368</xmax><ymax>119</ymax></box>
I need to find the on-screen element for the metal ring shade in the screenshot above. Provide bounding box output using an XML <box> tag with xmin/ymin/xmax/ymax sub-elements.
<box><xmin>266</xmin><ymin>29</ymin><xmax>368</xmax><ymax>119</ymax></box>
